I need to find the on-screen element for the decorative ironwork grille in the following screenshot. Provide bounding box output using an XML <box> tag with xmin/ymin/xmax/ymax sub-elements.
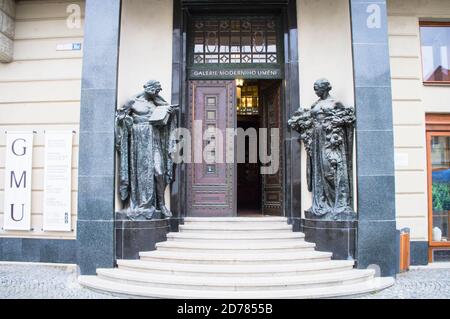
<box><xmin>191</xmin><ymin>16</ymin><xmax>280</xmax><ymax>65</ymax></box>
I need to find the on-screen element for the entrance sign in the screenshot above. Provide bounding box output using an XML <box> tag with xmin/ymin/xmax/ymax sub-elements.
<box><xmin>43</xmin><ymin>131</ymin><xmax>73</xmax><ymax>232</ymax></box>
<box><xmin>3</xmin><ymin>132</ymin><xmax>34</xmax><ymax>231</ymax></box>
<box><xmin>189</xmin><ymin>68</ymin><xmax>283</xmax><ymax>80</ymax></box>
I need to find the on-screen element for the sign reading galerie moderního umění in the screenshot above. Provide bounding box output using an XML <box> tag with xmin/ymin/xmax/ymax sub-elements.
<box><xmin>3</xmin><ymin>132</ymin><xmax>33</xmax><ymax>231</ymax></box>
<box><xmin>188</xmin><ymin>68</ymin><xmax>283</xmax><ymax>80</ymax></box>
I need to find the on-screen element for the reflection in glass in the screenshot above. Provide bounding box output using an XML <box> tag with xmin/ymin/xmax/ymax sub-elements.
<box><xmin>420</xmin><ymin>25</ymin><xmax>450</xmax><ymax>82</ymax></box>
<box><xmin>431</xmin><ymin>136</ymin><xmax>450</xmax><ymax>243</ymax></box>
<box><xmin>194</xmin><ymin>31</ymin><xmax>204</xmax><ymax>53</ymax></box>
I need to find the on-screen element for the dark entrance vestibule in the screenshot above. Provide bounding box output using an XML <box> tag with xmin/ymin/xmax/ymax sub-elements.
<box><xmin>237</xmin><ymin>80</ymin><xmax>283</xmax><ymax>217</ymax></box>
<box><xmin>237</xmin><ymin>81</ymin><xmax>262</xmax><ymax>216</ymax></box>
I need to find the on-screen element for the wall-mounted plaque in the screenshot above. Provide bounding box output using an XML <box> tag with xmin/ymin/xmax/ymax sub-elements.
<box><xmin>3</xmin><ymin>132</ymin><xmax>33</xmax><ymax>231</ymax></box>
<box><xmin>43</xmin><ymin>131</ymin><xmax>73</xmax><ymax>232</ymax></box>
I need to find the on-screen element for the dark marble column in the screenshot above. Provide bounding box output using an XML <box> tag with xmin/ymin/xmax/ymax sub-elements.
<box><xmin>349</xmin><ymin>0</ymin><xmax>398</xmax><ymax>277</ymax></box>
<box><xmin>170</xmin><ymin>0</ymin><xmax>184</xmax><ymax>231</ymax></box>
<box><xmin>284</xmin><ymin>0</ymin><xmax>302</xmax><ymax>229</ymax></box>
<box><xmin>77</xmin><ymin>0</ymin><xmax>122</xmax><ymax>275</ymax></box>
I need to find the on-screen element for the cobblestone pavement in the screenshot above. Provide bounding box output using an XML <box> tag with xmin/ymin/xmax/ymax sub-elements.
<box><xmin>0</xmin><ymin>263</ymin><xmax>117</xmax><ymax>299</ymax></box>
<box><xmin>362</xmin><ymin>266</ymin><xmax>450</xmax><ymax>299</ymax></box>
<box><xmin>1</xmin><ymin>263</ymin><xmax>449</xmax><ymax>299</ymax></box>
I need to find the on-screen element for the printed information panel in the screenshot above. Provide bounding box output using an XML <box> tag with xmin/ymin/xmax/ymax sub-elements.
<box><xmin>43</xmin><ymin>131</ymin><xmax>73</xmax><ymax>232</ymax></box>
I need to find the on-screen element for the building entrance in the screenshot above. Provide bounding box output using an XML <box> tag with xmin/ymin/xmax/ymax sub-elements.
<box><xmin>184</xmin><ymin>14</ymin><xmax>285</xmax><ymax>217</ymax></box>
<box><xmin>186</xmin><ymin>80</ymin><xmax>283</xmax><ymax>217</ymax></box>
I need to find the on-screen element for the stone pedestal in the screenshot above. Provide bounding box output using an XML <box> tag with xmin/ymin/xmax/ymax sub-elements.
<box><xmin>301</xmin><ymin>218</ymin><xmax>357</xmax><ymax>260</ymax></box>
<box><xmin>115</xmin><ymin>215</ymin><xmax>170</xmax><ymax>260</ymax></box>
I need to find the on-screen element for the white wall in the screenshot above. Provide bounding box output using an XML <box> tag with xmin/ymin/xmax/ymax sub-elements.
<box><xmin>118</xmin><ymin>0</ymin><xmax>173</xmax><ymax>106</ymax></box>
<box><xmin>0</xmin><ymin>0</ymin><xmax>85</xmax><ymax>239</ymax></box>
<box><xmin>297</xmin><ymin>0</ymin><xmax>355</xmax><ymax>214</ymax></box>
<box><xmin>388</xmin><ymin>0</ymin><xmax>450</xmax><ymax>241</ymax></box>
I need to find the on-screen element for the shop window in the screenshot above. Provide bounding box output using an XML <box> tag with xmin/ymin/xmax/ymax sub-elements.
<box><xmin>426</xmin><ymin>114</ymin><xmax>450</xmax><ymax>261</ymax></box>
<box><xmin>420</xmin><ymin>22</ymin><xmax>450</xmax><ymax>84</ymax></box>
<box><xmin>429</xmin><ymin>136</ymin><xmax>450</xmax><ymax>243</ymax></box>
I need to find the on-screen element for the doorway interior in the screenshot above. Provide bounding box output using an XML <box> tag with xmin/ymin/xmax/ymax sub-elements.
<box><xmin>236</xmin><ymin>80</ymin><xmax>283</xmax><ymax>217</ymax></box>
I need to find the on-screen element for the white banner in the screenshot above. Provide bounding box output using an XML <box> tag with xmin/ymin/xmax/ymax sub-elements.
<box><xmin>43</xmin><ymin>131</ymin><xmax>73</xmax><ymax>232</ymax></box>
<box><xmin>3</xmin><ymin>132</ymin><xmax>34</xmax><ymax>231</ymax></box>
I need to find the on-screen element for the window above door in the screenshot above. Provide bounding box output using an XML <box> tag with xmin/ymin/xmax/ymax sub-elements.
<box><xmin>187</xmin><ymin>15</ymin><xmax>283</xmax><ymax>80</ymax></box>
<box><xmin>191</xmin><ymin>16</ymin><xmax>280</xmax><ymax>65</ymax></box>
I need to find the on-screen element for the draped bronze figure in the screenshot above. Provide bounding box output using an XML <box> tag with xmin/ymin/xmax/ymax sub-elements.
<box><xmin>289</xmin><ymin>79</ymin><xmax>356</xmax><ymax>221</ymax></box>
<box><xmin>115</xmin><ymin>80</ymin><xmax>178</xmax><ymax>220</ymax></box>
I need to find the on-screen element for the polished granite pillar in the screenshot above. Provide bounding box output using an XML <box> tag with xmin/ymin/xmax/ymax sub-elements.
<box><xmin>350</xmin><ymin>0</ymin><xmax>398</xmax><ymax>277</ymax></box>
<box><xmin>284</xmin><ymin>0</ymin><xmax>302</xmax><ymax>229</ymax></box>
<box><xmin>77</xmin><ymin>0</ymin><xmax>122</xmax><ymax>275</ymax></box>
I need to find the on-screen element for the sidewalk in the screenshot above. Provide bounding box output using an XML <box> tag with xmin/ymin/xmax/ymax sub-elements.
<box><xmin>0</xmin><ymin>262</ymin><xmax>116</xmax><ymax>299</ymax></box>
<box><xmin>361</xmin><ymin>264</ymin><xmax>450</xmax><ymax>299</ymax></box>
<box><xmin>1</xmin><ymin>262</ymin><xmax>449</xmax><ymax>299</ymax></box>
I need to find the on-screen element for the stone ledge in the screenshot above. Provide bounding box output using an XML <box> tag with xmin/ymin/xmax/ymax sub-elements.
<box><xmin>0</xmin><ymin>0</ymin><xmax>15</xmax><ymax>63</ymax></box>
<box><xmin>0</xmin><ymin>0</ymin><xmax>16</xmax><ymax>18</ymax></box>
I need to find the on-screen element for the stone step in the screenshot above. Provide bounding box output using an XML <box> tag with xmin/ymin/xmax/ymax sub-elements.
<box><xmin>78</xmin><ymin>216</ymin><xmax>395</xmax><ymax>298</ymax></box>
<box><xmin>78</xmin><ymin>275</ymin><xmax>395</xmax><ymax>299</ymax></box>
<box><xmin>95</xmin><ymin>268</ymin><xmax>375</xmax><ymax>291</ymax></box>
<box><xmin>155</xmin><ymin>240</ymin><xmax>316</xmax><ymax>253</ymax></box>
<box><xmin>179</xmin><ymin>224</ymin><xmax>293</xmax><ymax>233</ymax></box>
<box><xmin>183</xmin><ymin>221</ymin><xmax>290</xmax><ymax>228</ymax></box>
<box><xmin>139</xmin><ymin>250</ymin><xmax>333</xmax><ymax>264</ymax></box>
<box><xmin>183</xmin><ymin>218</ymin><xmax>289</xmax><ymax>228</ymax></box>
<box><xmin>117</xmin><ymin>259</ymin><xmax>356</xmax><ymax>277</ymax></box>
<box><xmin>167</xmin><ymin>232</ymin><xmax>305</xmax><ymax>241</ymax></box>
<box><xmin>184</xmin><ymin>217</ymin><xmax>288</xmax><ymax>223</ymax></box>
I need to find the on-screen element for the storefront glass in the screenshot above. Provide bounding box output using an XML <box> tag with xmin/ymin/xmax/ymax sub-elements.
<box><xmin>430</xmin><ymin>135</ymin><xmax>450</xmax><ymax>243</ymax></box>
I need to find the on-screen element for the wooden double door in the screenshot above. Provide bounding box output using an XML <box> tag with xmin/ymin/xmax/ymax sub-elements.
<box><xmin>186</xmin><ymin>80</ymin><xmax>283</xmax><ymax>217</ymax></box>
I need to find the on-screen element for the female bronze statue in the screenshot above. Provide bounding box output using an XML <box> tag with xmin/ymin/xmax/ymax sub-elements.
<box><xmin>115</xmin><ymin>80</ymin><xmax>178</xmax><ymax>220</ymax></box>
<box><xmin>289</xmin><ymin>79</ymin><xmax>356</xmax><ymax>220</ymax></box>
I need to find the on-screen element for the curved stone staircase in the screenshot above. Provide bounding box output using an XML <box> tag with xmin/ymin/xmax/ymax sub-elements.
<box><xmin>78</xmin><ymin>217</ymin><xmax>394</xmax><ymax>298</ymax></box>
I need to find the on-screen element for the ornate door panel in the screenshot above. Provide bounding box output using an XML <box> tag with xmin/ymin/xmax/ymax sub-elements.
<box><xmin>187</xmin><ymin>80</ymin><xmax>236</xmax><ymax>217</ymax></box>
<box><xmin>261</xmin><ymin>82</ymin><xmax>283</xmax><ymax>215</ymax></box>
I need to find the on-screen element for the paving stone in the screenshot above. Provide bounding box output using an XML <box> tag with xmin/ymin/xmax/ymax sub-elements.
<box><xmin>1</xmin><ymin>264</ymin><xmax>449</xmax><ymax>299</ymax></box>
<box><xmin>0</xmin><ymin>264</ymin><xmax>117</xmax><ymax>299</ymax></box>
<box><xmin>361</xmin><ymin>268</ymin><xmax>450</xmax><ymax>299</ymax></box>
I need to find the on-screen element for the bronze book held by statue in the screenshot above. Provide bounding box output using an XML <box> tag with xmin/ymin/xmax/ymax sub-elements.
<box><xmin>149</xmin><ymin>105</ymin><xmax>171</xmax><ymax>126</ymax></box>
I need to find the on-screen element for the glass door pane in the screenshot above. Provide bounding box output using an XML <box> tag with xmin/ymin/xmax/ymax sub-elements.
<box><xmin>430</xmin><ymin>135</ymin><xmax>450</xmax><ymax>243</ymax></box>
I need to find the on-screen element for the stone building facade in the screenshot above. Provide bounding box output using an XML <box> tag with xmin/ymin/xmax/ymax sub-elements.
<box><xmin>0</xmin><ymin>0</ymin><xmax>450</xmax><ymax>279</ymax></box>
